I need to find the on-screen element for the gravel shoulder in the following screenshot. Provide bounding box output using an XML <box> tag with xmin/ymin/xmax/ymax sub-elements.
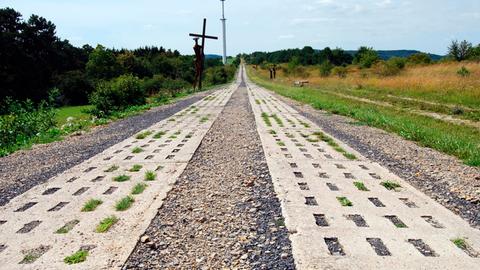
<box><xmin>269</xmin><ymin>90</ymin><xmax>480</xmax><ymax>229</ymax></box>
<box><xmin>0</xmin><ymin>89</ymin><xmax>215</xmax><ymax>206</ymax></box>
<box><xmin>124</xmin><ymin>84</ymin><xmax>294</xmax><ymax>269</ymax></box>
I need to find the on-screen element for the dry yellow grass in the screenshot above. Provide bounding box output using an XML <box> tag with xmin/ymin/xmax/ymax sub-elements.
<box><xmin>259</xmin><ymin>62</ymin><xmax>480</xmax><ymax>108</ymax></box>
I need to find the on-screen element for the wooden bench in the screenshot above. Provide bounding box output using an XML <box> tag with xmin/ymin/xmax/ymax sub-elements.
<box><xmin>294</xmin><ymin>80</ymin><xmax>309</xmax><ymax>87</ymax></box>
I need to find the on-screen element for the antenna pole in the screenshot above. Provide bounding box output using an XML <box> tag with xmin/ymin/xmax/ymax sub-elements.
<box><xmin>221</xmin><ymin>0</ymin><xmax>227</xmax><ymax>65</ymax></box>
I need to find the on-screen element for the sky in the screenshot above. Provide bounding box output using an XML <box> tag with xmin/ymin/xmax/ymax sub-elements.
<box><xmin>2</xmin><ymin>0</ymin><xmax>479</xmax><ymax>56</ymax></box>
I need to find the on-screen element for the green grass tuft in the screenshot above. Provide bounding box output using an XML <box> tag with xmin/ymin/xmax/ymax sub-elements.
<box><xmin>104</xmin><ymin>165</ymin><xmax>119</xmax><ymax>172</ymax></box>
<box><xmin>354</xmin><ymin>182</ymin><xmax>369</xmax><ymax>191</ymax></box>
<box><xmin>113</xmin><ymin>174</ymin><xmax>131</xmax><ymax>182</ymax></box>
<box><xmin>261</xmin><ymin>112</ymin><xmax>272</xmax><ymax>127</ymax></box>
<box><xmin>381</xmin><ymin>181</ymin><xmax>402</xmax><ymax>191</ymax></box>
<box><xmin>64</xmin><ymin>250</ymin><xmax>88</xmax><ymax>265</ymax></box>
<box><xmin>135</xmin><ymin>131</ymin><xmax>152</xmax><ymax>139</ymax></box>
<box><xmin>131</xmin><ymin>183</ymin><xmax>147</xmax><ymax>195</ymax></box>
<box><xmin>95</xmin><ymin>216</ymin><xmax>118</xmax><ymax>233</ymax></box>
<box><xmin>129</xmin><ymin>164</ymin><xmax>143</xmax><ymax>172</ymax></box>
<box><xmin>145</xmin><ymin>171</ymin><xmax>157</xmax><ymax>181</ymax></box>
<box><xmin>81</xmin><ymin>199</ymin><xmax>103</xmax><ymax>212</ymax></box>
<box><xmin>132</xmin><ymin>147</ymin><xmax>143</xmax><ymax>154</ymax></box>
<box><xmin>452</xmin><ymin>238</ymin><xmax>467</xmax><ymax>249</ymax></box>
<box><xmin>337</xmin><ymin>196</ymin><xmax>353</xmax><ymax>207</ymax></box>
<box><xmin>153</xmin><ymin>131</ymin><xmax>166</xmax><ymax>139</ymax></box>
<box><xmin>115</xmin><ymin>196</ymin><xmax>135</xmax><ymax>211</ymax></box>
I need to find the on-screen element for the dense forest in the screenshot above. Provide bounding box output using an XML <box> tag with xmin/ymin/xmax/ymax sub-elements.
<box><xmin>0</xmin><ymin>7</ymin><xmax>239</xmax><ymax>156</ymax></box>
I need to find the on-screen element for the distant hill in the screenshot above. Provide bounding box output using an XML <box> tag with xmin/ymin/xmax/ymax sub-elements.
<box><xmin>345</xmin><ymin>50</ymin><xmax>444</xmax><ymax>61</ymax></box>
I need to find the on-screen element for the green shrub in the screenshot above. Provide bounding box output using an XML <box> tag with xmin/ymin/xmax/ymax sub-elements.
<box><xmin>457</xmin><ymin>66</ymin><xmax>470</xmax><ymax>77</ymax></box>
<box><xmin>373</xmin><ymin>60</ymin><xmax>402</xmax><ymax>77</ymax></box>
<box><xmin>407</xmin><ymin>53</ymin><xmax>432</xmax><ymax>65</ymax></box>
<box><xmin>89</xmin><ymin>74</ymin><xmax>146</xmax><ymax>117</ymax></box>
<box><xmin>55</xmin><ymin>70</ymin><xmax>94</xmax><ymax>105</ymax></box>
<box><xmin>142</xmin><ymin>74</ymin><xmax>165</xmax><ymax>95</ymax></box>
<box><xmin>332</xmin><ymin>66</ymin><xmax>347</xmax><ymax>78</ymax></box>
<box><xmin>0</xmin><ymin>99</ymin><xmax>57</xmax><ymax>156</ymax></box>
<box><xmin>388</xmin><ymin>57</ymin><xmax>406</xmax><ymax>69</ymax></box>
<box><xmin>319</xmin><ymin>61</ymin><xmax>334</xmax><ymax>77</ymax></box>
<box><xmin>205</xmin><ymin>65</ymin><xmax>236</xmax><ymax>85</ymax></box>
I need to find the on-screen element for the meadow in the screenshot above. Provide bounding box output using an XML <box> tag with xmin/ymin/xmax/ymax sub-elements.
<box><xmin>247</xmin><ymin>61</ymin><xmax>480</xmax><ymax>166</ymax></box>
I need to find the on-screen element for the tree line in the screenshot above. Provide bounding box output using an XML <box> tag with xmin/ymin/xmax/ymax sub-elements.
<box><xmin>0</xmin><ymin>7</ymin><xmax>238</xmax><ymax>113</ymax></box>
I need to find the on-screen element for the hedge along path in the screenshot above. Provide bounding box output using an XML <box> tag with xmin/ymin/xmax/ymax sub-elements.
<box><xmin>0</xmin><ymin>76</ymin><xmax>239</xmax><ymax>269</ymax></box>
<box><xmin>245</xmin><ymin>71</ymin><xmax>480</xmax><ymax>269</ymax></box>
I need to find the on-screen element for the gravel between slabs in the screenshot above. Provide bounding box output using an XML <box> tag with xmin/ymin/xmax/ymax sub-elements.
<box><xmin>0</xmin><ymin>90</ymin><xmax>215</xmax><ymax>207</ymax></box>
<box><xmin>271</xmin><ymin>92</ymin><xmax>480</xmax><ymax>229</ymax></box>
<box><xmin>124</xmin><ymin>85</ymin><xmax>295</xmax><ymax>269</ymax></box>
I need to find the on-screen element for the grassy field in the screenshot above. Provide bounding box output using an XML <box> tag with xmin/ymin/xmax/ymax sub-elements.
<box><xmin>256</xmin><ymin>62</ymin><xmax>480</xmax><ymax>121</ymax></box>
<box><xmin>247</xmin><ymin>64</ymin><xmax>480</xmax><ymax>167</ymax></box>
<box><xmin>55</xmin><ymin>105</ymin><xmax>93</xmax><ymax>125</ymax></box>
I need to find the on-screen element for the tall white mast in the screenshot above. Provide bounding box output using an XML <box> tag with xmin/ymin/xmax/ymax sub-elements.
<box><xmin>221</xmin><ymin>0</ymin><xmax>227</xmax><ymax>65</ymax></box>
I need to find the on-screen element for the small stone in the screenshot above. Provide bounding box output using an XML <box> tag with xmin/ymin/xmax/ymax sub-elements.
<box><xmin>140</xmin><ymin>236</ymin><xmax>149</xmax><ymax>243</ymax></box>
<box><xmin>281</xmin><ymin>253</ymin><xmax>289</xmax><ymax>259</ymax></box>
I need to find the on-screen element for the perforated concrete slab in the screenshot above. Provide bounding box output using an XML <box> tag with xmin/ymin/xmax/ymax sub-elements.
<box><xmin>0</xmin><ymin>78</ymin><xmax>239</xmax><ymax>269</ymax></box>
<box><xmin>246</xmin><ymin>76</ymin><xmax>480</xmax><ymax>269</ymax></box>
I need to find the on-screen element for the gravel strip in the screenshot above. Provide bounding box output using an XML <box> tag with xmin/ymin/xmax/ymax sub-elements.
<box><xmin>270</xmin><ymin>91</ymin><xmax>480</xmax><ymax>229</ymax></box>
<box><xmin>0</xmin><ymin>90</ymin><xmax>216</xmax><ymax>206</ymax></box>
<box><xmin>124</xmin><ymin>84</ymin><xmax>294</xmax><ymax>269</ymax></box>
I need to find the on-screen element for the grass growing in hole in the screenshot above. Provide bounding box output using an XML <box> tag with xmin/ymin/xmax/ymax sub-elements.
<box><xmin>277</xmin><ymin>141</ymin><xmax>286</xmax><ymax>146</ymax></box>
<box><xmin>168</xmin><ymin>118</ymin><xmax>175</xmax><ymax>122</ymax></box>
<box><xmin>452</xmin><ymin>238</ymin><xmax>467</xmax><ymax>249</ymax></box>
<box><xmin>381</xmin><ymin>181</ymin><xmax>402</xmax><ymax>190</ymax></box>
<box><xmin>271</xmin><ymin>114</ymin><xmax>284</xmax><ymax>127</ymax></box>
<box><xmin>113</xmin><ymin>174</ymin><xmax>131</xmax><ymax>182</ymax></box>
<box><xmin>337</xmin><ymin>197</ymin><xmax>353</xmax><ymax>207</ymax></box>
<box><xmin>354</xmin><ymin>182</ymin><xmax>369</xmax><ymax>191</ymax></box>
<box><xmin>275</xmin><ymin>217</ymin><xmax>286</xmax><ymax>227</ymax></box>
<box><xmin>132</xmin><ymin>147</ymin><xmax>143</xmax><ymax>154</ymax></box>
<box><xmin>299</xmin><ymin>121</ymin><xmax>310</xmax><ymax>128</ymax></box>
<box><xmin>255</xmin><ymin>99</ymin><xmax>261</xmax><ymax>105</ymax></box>
<box><xmin>81</xmin><ymin>199</ymin><xmax>103</xmax><ymax>212</ymax></box>
<box><xmin>104</xmin><ymin>165</ymin><xmax>119</xmax><ymax>172</ymax></box>
<box><xmin>269</xmin><ymin>130</ymin><xmax>277</xmax><ymax>135</ymax></box>
<box><xmin>145</xmin><ymin>171</ymin><xmax>157</xmax><ymax>181</ymax></box>
<box><xmin>64</xmin><ymin>250</ymin><xmax>88</xmax><ymax>265</ymax></box>
<box><xmin>306</xmin><ymin>137</ymin><xmax>319</xmax><ymax>143</ymax></box>
<box><xmin>21</xmin><ymin>253</ymin><xmax>39</xmax><ymax>264</ymax></box>
<box><xmin>115</xmin><ymin>196</ymin><xmax>135</xmax><ymax>211</ymax></box>
<box><xmin>95</xmin><ymin>216</ymin><xmax>118</xmax><ymax>233</ymax></box>
<box><xmin>200</xmin><ymin>116</ymin><xmax>209</xmax><ymax>123</ymax></box>
<box><xmin>285</xmin><ymin>133</ymin><xmax>294</xmax><ymax>138</ymax></box>
<box><xmin>185</xmin><ymin>134</ymin><xmax>193</xmax><ymax>138</ymax></box>
<box><xmin>153</xmin><ymin>131</ymin><xmax>166</xmax><ymax>139</ymax></box>
<box><xmin>129</xmin><ymin>164</ymin><xmax>143</xmax><ymax>172</ymax></box>
<box><xmin>261</xmin><ymin>112</ymin><xmax>272</xmax><ymax>127</ymax></box>
<box><xmin>131</xmin><ymin>183</ymin><xmax>147</xmax><ymax>195</ymax></box>
<box><xmin>55</xmin><ymin>220</ymin><xmax>79</xmax><ymax>234</ymax></box>
<box><xmin>395</xmin><ymin>222</ymin><xmax>408</xmax><ymax>228</ymax></box>
<box><xmin>344</xmin><ymin>153</ymin><xmax>357</xmax><ymax>160</ymax></box>
<box><xmin>135</xmin><ymin>131</ymin><xmax>152</xmax><ymax>140</ymax></box>
<box><xmin>174</xmin><ymin>131</ymin><xmax>181</xmax><ymax>135</ymax></box>
<box><xmin>169</xmin><ymin>135</ymin><xmax>177</xmax><ymax>139</ymax></box>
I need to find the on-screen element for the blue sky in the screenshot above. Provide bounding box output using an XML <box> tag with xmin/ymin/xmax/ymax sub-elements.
<box><xmin>2</xmin><ymin>0</ymin><xmax>479</xmax><ymax>55</ymax></box>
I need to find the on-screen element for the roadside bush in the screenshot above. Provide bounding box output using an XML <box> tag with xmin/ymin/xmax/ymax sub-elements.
<box><xmin>161</xmin><ymin>78</ymin><xmax>189</xmax><ymax>98</ymax></box>
<box><xmin>353</xmin><ymin>47</ymin><xmax>380</xmax><ymax>68</ymax></box>
<box><xmin>142</xmin><ymin>74</ymin><xmax>165</xmax><ymax>95</ymax></box>
<box><xmin>205</xmin><ymin>65</ymin><xmax>236</xmax><ymax>85</ymax></box>
<box><xmin>319</xmin><ymin>61</ymin><xmax>334</xmax><ymax>77</ymax></box>
<box><xmin>332</xmin><ymin>66</ymin><xmax>347</xmax><ymax>78</ymax></box>
<box><xmin>457</xmin><ymin>66</ymin><xmax>470</xmax><ymax>77</ymax></box>
<box><xmin>0</xmin><ymin>98</ymin><xmax>56</xmax><ymax>156</ymax></box>
<box><xmin>407</xmin><ymin>53</ymin><xmax>432</xmax><ymax>65</ymax></box>
<box><xmin>373</xmin><ymin>58</ymin><xmax>405</xmax><ymax>77</ymax></box>
<box><xmin>89</xmin><ymin>74</ymin><xmax>145</xmax><ymax>117</ymax></box>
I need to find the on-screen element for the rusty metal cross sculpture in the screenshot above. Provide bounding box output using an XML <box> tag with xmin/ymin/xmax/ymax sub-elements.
<box><xmin>189</xmin><ymin>18</ymin><xmax>218</xmax><ymax>90</ymax></box>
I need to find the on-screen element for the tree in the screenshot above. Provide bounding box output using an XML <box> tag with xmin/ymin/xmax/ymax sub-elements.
<box><xmin>353</xmin><ymin>47</ymin><xmax>379</xmax><ymax>68</ymax></box>
<box><xmin>407</xmin><ymin>53</ymin><xmax>432</xmax><ymax>65</ymax></box>
<box><xmin>86</xmin><ymin>45</ymin><xmax>122</xmax><ymax>81</ymax></box>
<box><xmin>448</xmin><ymin>40</ymin><xmax>472</xmax><ymax>61</ymax></box>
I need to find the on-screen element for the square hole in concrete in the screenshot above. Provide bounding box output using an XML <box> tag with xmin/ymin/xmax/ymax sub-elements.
<box><xmin>124</xmin><ymin>156</ymin><xmax>133</xmax><ymax>160</ymax></box>
<box><xmin>19</xmin><ymin>245</ymin><xmax>51</xmax><ymax>264</ymax></box>
<box><xmin>319</xmin><ymin>172</ymin><xmax>329</xmax><ymax>179</ymax></box>
<box><xmin>294</xmin><ymin>172</ymin><xmax>304</xmax><ymax>178</ymax></box>
<box><xmin>15</xmin><ymin>202</ymin><xmax>37</xmax><ymax>212</ymax></box>
<box><xmin>299</xmin><ymin>148</ymin><xmax>308</xmax><ymax>153</ymax></box>
<box><xmin>369</xmin><ymin>173</ymin><xmax>381</xmax><ymax>179</ymax></box>
<box><xmin>285</xmin><ymin>154</ymin><xmax>292</xmax><ymax>158</ymax></box>
<box><xmin>17</xmin><ymin>220</ymin><xmax>42</xmax><ymax>233</ymax></box>
<box><xmin>326</xmin><ymin>183</ymin><xmax>339</xmax><ymax>191</ymax></box>
<box><xmin>344</xmin><ymin>173</ymin><xmax>354</xmax><ymax>179</ymax></box>
<box><xmin>67</xmin><ymin>177</ymin><xmax>78</xmax><ymax>183</ymax></box>
<box><xmin>281</xmin><ymin>148</ymin><xmax>288</xmax><ymax>152</ymax></box>
<box><xmin>0</xmin><ymin>220</ymin><xmax>6</xmax><ymax>226</ymax></box>
<box><xmin>408</xmin><ymin>239</ymin><xmax>437</xmax><ymax>257</ymax></box>
<box><xmin>305</xmin><ymin>197</ymin><xmax>318</xmax><ymax>206</ymax></box>
<box><xmin>104</xmin><ymin>156</ymin><xmax>113</xmax><ymax>161</ymax></box>
<box><xmin>366</xmin><ymin>238</ymin><xmax>391</xmax><ymax>256</ymax></box>
<box><xmin>48</xmin><ymin>202</ymin><xmax>69</xmax><ymax>212</ymax></box>
<box><xmin>84</xmin><ymin>167</ymin><xmax>96</xmax><ymax>173</ymax></box>
<box><xmin>359</xmin><ymin>165</ymin><xmax>369</xmax><ymax>170</ymax></box>
<box><xmin>124</xmin><ymin>145</ymin><xmax>131</xmax><ymax>148</ymax></box>
<box><xmin>103</xmin><ymin>186</ymin><xmax>118</xmax><ymax>195</ymax></box>
<box><xmin>91</xmin><ymin>176</ymin><xmax>105</xmax><ymax>183</ymax></box>
<box><xmin>166</xmin><ymin>155</ymin><xmax>175</xmax><ymax>160</ymax></box>
<box><xmin>421</xmin><ymin>216</ymin><xmax>444</xmax><ymax>229</ymax></box>
<box><xmin>368</xmin><ymin>198</ymin><xmax>385</xmax><ymax>207</ymax></box>
<box><xmin>304</xmin><ymin>154</ymin><xmax>313</xmax><ymax>159</ymax></box>
<box><xmin>0</xmin><ymin>245</ymin><xmax>6</xmax><ymax>253</ymax></box>
<box><xmin>73</xmin><ymin>187</ymin><xmax>89</xmax><ymax>196</ymax></box>
<box><xmin>42</xmin><ymin>188</ymin><xmax>60</xmax><ymax>195</ymax></box>
<box><xmin>399</xmin><ymin>198</ymin><xmax>418</xmax><ymax>208</ymax></box>
<box><xmin>324</xmin><ymin>154</ymin><xmax>333</xmax><ymax>159</ymax></box>
<box><xmin>298</xmin><ymin>182</ymin><xmax>310</xmax><ymax>190</ymax></box>
<box><xmin>145</xmin><ymin>155</ymin><xmax>155</xmax><ymax>160</ymax></box>
<box><xmin>345</xmin><ymin>214</ymin><xmax>369</xmax><ymax>227</ymax></box>
<box><xmin>314</xmin><ymin>214</ymin><xmax>329</xmax><ymax>227</ymax></box>
<box><xmin>384</xmin><ymin>215</ymin><xmax>408</xmax><ymax>228</ymax></box>
<box><xmin>312</xmin><ymin>163</ymin><xmax>320</xmax><ymax>168</ymax></box>
<box><xmin>289</xmin><ymin>163</ymin><xmax>298</xmax><ymax>168</ymax></box>
<box><xmin>335</xmin><ymin>164</ymin><xmax>346</xmax><ymax>169</ymax></box>
<box><xmin>324</xmin><ymin>238</ymin><xmax>345</xmax><ymax>256</ymax></box>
